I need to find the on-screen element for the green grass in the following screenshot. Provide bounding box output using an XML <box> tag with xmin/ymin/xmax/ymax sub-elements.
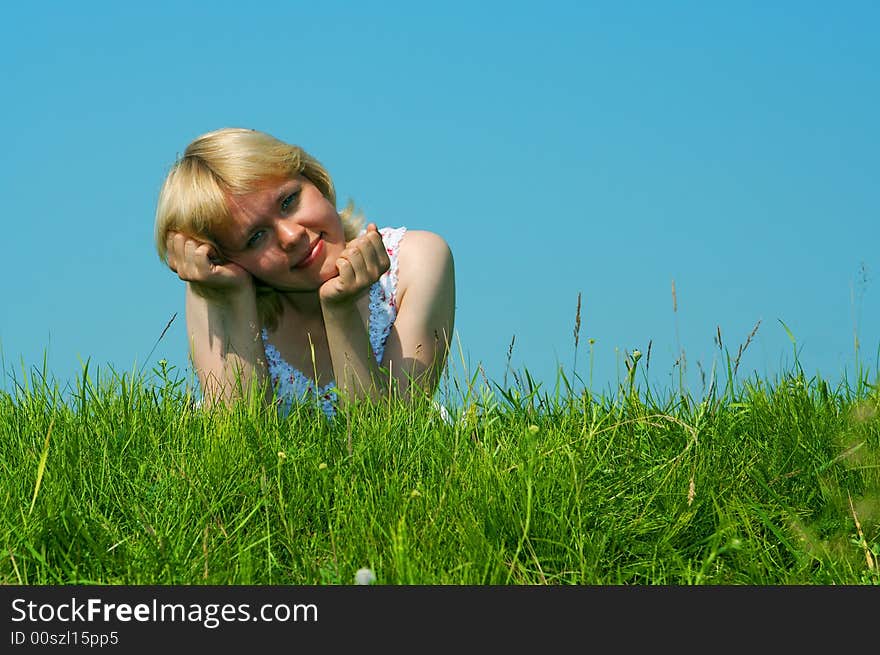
<box><xmin>1</xmin><ymin>352</ymin><xmax>878</xmax><ymax>585</ymax></box>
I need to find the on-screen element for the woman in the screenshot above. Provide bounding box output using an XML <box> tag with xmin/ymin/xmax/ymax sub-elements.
<box><xmin>155</xmin><ymin>127</ymin><xmax>455</xmax><ymax>417</ymax></box>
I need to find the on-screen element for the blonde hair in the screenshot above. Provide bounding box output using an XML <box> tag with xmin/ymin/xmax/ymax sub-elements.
<box><xmin>154</xmin><ymin>127</ymin><xmax>364</xmax><ymax>330</ymax></box>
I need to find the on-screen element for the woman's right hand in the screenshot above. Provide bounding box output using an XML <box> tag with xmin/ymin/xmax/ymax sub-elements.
<box><xmin>165</xmin><ymin>231</ymin><xmax>254</xmax><ymax>295</ymax></box>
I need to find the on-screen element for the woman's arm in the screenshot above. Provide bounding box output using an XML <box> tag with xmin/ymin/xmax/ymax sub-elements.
<box><xmin>320</xmin><ymin>224</ymin><xmax>392</xmax><ymax>404</ymax></box>
<box><xmin>165</xmin><ymin>232</ymin><xmax>271</xmax><ymax>408</ymax></box>
<box><xmin>380</xmin><ymin>230</ymin><xmax>456</xmax><ymax>400</ymax></box>
<box><xmin>320</xmin><ymin>226</ymin><xmax>456</xmax><ymax>406</ymax></box>
<box><xmin>184</xmin><ymin>283</ymin><xmax>271</xmax><ymax>407</ymax></box>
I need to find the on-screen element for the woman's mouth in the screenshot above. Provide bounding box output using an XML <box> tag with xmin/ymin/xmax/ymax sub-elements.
<box><xmin>293</xmin><ymin>235</ymin><xmax>324</xmax><ymax>269</ymax></box>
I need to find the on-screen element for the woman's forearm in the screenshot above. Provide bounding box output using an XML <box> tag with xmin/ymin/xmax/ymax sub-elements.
<box><xmin>321</xmin><ymin>301</ymin><xmax>389</xmax><ymax>404</ymax></box>
<box><xmin>185</xmin><ymin>283</ymin><xmax>271</xmax><ymax>407</ymax></box>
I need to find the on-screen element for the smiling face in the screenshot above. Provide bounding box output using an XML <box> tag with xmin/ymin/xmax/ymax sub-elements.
<box><xmin>212</xmin><ymin>175</ymin><xmax>346</xmax><ymax>292</ymax></box>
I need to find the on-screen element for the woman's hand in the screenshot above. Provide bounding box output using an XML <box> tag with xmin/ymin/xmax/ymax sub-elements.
<box><xmin>319</xmin><ymin>223</ymin><xmax>391</xmax><ymax>306</ymax></box>
<box><xmin>165</xmin><ymin>231</ymin><xmax>254</xmax><ymax>296</ymax></box>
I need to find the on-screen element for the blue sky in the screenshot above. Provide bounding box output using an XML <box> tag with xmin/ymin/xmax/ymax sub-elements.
<box><xmin>2</xmin><ymin>1</ymin><xmax>877</xmax><ymax>404</ymax></box>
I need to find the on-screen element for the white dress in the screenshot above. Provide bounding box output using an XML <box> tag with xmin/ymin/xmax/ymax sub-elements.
<box><xmin>260</xmin><ymin>226</ymin><xmax>407</xmax><ymax>418</ymax></box>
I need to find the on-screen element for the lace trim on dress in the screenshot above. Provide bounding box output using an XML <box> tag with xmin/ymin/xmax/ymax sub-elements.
<box><xmin>260</xmin><ymin>225</ymin><xmax>407</xmax><ymax>419</ymax></box>
<box><xmin>367</xmin><ymin>226</ymin><xmax>406</xmax><ymax>364</ymax></box>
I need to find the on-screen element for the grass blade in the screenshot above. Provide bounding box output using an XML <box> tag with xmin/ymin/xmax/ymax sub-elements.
<box><xmin>28</xmin><ymin>418</ymin><xmax>54</xmax><ymax>516</ymax></box>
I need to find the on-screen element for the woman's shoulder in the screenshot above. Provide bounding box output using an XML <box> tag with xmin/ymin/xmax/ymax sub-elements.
<box><xmin>395</xmin><ymin>228</ymin><xmax>454</xmax><ymax>301</ymax></box>
<box><xmin>371</xmin><ymin>226</ymin><xmax>452</xmax><ymax>262</ymax></box>
<box><xmin>397</xmin><ymin>228</ymin><xmax>451</xmax><ymax>256</ymax></box>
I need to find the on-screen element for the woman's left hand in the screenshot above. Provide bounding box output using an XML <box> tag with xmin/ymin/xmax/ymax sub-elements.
<box><xmin>319</xmin><ymin>223</ymin><xmax>391</xmax><ymax>306</ymax></box>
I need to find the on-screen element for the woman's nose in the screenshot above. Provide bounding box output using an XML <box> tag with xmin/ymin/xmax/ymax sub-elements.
<box><xmin>276</xmin><ymin>220</ymin><xmax>306</xmax><ymax>251</ymax></box>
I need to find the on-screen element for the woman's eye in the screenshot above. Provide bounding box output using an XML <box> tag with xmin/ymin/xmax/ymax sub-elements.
<box><xmin>281</xmin><ymin>191</ymin><xmax>299</xmax><ymax>212</ymax></box>
<box><xmin>246</xmin><ymin>230</ymin><xmax>265</xmax><ymax>248</ymax></box>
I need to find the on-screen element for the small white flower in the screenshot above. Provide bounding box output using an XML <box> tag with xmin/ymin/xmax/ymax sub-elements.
<box><xmin>355</xmin><ymin>567</ymin><xmax>376</xmax><ymax>585</ymax></box>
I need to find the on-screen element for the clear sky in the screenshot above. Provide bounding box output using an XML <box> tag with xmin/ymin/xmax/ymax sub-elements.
<box><xmin>2</xmin><ymin>1</ymin><xmax>877</xmax><ymax>404</ymax></box>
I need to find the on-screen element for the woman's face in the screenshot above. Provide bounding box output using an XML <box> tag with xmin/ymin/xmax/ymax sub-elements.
<box><xmin>212</xmin><ymin>174</ymin><xmax>346</xmax><ymax>292</ymax></box>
